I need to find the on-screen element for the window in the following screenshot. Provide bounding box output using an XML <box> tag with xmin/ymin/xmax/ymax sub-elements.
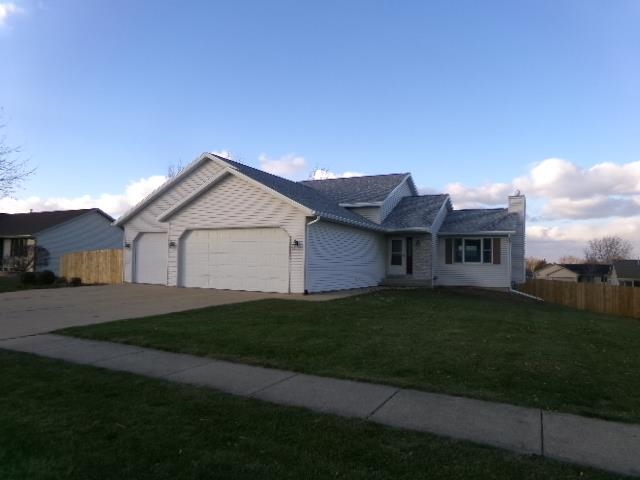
<box><xmin>445</xmin><ymin>237</ymin><xmax>501</xmax><ymax>265</ymax></box>
<box><xmin>390</xmin><ymin>239</ymin><xmax>403</xmax><ymax>266</ymax></box>
<box><xmin>464</xmin><ymin>239</ymin><xmax>481</xmax><ymax>262</ymax></box>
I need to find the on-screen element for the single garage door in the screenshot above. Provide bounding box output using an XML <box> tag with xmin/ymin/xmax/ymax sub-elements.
<box><xmin>180</xmin><ymin>228</ymin><xmax>290</xmax><ymax>293</ymax></box>
<box><xmin>134</xmin><ymin>232</ymin><xmax>167</xmax><ymax>284</ymax></box>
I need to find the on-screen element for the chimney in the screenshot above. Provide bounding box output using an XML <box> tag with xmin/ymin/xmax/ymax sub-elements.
<box><xmin>508</xmin><ymin>192</ymin><xmax>526</xmax><ymax>285</ymax></box>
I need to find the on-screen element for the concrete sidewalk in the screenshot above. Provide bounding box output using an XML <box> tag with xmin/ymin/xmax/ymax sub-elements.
<box><xmin>1</xmin><ymin>334</ymin><xmax>638</xmax><ymax>477</ymax></box>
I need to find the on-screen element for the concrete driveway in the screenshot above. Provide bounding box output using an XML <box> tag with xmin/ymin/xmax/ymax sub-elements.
<box><xmin>0</xmin><ymin>284</ymin><xmax>299</xmax><ymax>340</ymax></box>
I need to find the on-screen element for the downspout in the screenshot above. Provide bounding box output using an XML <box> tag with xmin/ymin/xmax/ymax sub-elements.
<box><xmin>304</xmin><ymin>216</ymin><xmax>321</xmax><ymax>294</ymax></box>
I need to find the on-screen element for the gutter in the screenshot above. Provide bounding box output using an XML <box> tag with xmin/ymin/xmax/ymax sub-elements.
<box><xmin>304</xmin><ymin>216</ymin><xmax>321</xmax><ymax>294</ymax></box>
<box><xmin>510</xmin><ymin>288</ymin><xmax>543</xmax><ymax>302</ymax></box>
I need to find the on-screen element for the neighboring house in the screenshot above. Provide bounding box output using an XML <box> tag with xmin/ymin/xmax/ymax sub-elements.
<box><xmin>609</xmin><ymin>260</ymin><xmax>640</xmax><ymax>287</ymax></box>
<box><xmin>534</xmin><ymin>263</ymin><xmax>610</xmax><ymax>283</ymax></box>
<box><xmin>115</xmin><ymin>153</ymin><xmax>526</xmax><ymax>293</ymax></box>
<box><xmin>0</xmin><ymin>209</ymin><xmax>123</xmax><ymax>276</ymax></box>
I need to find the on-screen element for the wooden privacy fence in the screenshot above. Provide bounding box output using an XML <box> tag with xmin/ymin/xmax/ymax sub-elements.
<box><xmin>520</xmin><ymin>280</ymin><xmax>640</xmax><ymax>319</ymax></box>
<box><xmin>60</xmin><ymin>249</ymin><xmax>123</xmax><ymax>285</ymax></box>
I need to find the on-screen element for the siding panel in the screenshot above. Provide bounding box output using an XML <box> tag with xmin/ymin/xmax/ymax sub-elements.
<box><xmin>347</xmin><ymin>206</ymin><xmax>381</xmax><ymax>224</ymax></box>
<box><xmin>307</xmin><ymin>221</ymin><xmax>385</xmax><ymax>292</ymax></box>
<box><xmin>123</xmin><ymin>161</ymin><xmax>225</xmax><ymax>282</ymax></box>
<box><xmin>168</xmin><ymin>174</ymin><xmax>307</xmax><ymax>293</ymax></box>
<box><xmin>37</xmin><ymin>213</ymin><xmax>123</xmax><ymax>276</ymax></box>
<box><xmin>435</xmin><ymin>236</ymin><xmax>511</xmax><ymax>288</ymax></box>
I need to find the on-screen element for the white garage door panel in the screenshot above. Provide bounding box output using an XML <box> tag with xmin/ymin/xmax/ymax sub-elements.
<box><xmin>134</xmin><ymin>233</ymin><xmax>167</xmax><ymax>284</ymax></box>
<box><xmin>180</xmin><ymin>228</ymin><xmax>290</xmax><ymax>293</ymax></box>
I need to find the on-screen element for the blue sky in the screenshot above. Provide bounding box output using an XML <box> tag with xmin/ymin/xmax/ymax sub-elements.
<box><xmin>1</xmin><ymin>0</ymin><xmax>639</xmax><ymax>260</ymax></box>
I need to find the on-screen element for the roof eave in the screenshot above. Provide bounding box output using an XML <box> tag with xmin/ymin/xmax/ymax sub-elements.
<box><xmin>439</xmin><ymin>230</ymin><xmax>516</xmax><ymax>236</ymax></box>
<box><xmin>339</xmin><ymin>202</ymin><xmax>384</xmax><ymax>208</ymax></box>
<box><xmin>385</xmin><ymin>227</ymin><xmax>431</xmax><ymax>233</ymax></box>
<box><xmin>114</xmin><ymin>153</ymin><xmax>212</xmax><ymax>226</ymax></box>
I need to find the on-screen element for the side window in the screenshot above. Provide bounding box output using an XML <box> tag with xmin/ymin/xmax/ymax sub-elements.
<box><xmin>454</xmin><ymin>238</ymin><xmax>463</xmax><ymax>263</ymax></box>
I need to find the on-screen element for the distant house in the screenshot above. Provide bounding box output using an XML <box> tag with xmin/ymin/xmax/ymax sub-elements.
<box><xmin>609</xmin><ymin>260</ymin><xmax>640</xmax><ymax>287</ymax></box>
<box><xmin>534</xmin><ymin>263</ymin><xmax>609</xmax><ymax>283</ymax></box>
<box><xmin>0</xmin><ymin>209</ymin><xmax>123</xmax><ymax>276</ymax></box>
<box><xmin>115</xmin><ymin>152</ymin><xmax>526</xmax><ymax>293</ymax></box>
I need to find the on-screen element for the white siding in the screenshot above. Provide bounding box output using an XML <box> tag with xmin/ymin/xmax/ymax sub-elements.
<box><xmin>306</xmin><ymin>220</ymin><xmax>385</xmax><ymax>292</ymax></box>
<box><xmin>347</xmin><ymin>206</ymin><xmax>381</xmax><ymax>224</ymax></box>
<box><xmin>123</xmin><ymin>161</ymin><xmax>225</xmax><ymax>282</ymax></box>
<box><xmin>168</xmin><ymin>174</ymin><xmax>307</xmax><ymax>293</ymax></box>
<box><xmin>434</xmin><ymin>237</ymin><xmax>511</xmax><ymax>288</ymax></box>
<box><xmin>380</xmin><ymin>178</ymin><xmax>413</xmax><ymax>221</ymax></box>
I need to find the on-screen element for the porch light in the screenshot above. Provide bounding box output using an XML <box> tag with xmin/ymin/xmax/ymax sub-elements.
<box><xmin>124</xmin><ymin>242</ymin><xmax>131</xmax><ymax>249</ymax></box>
<box><xmin>292</xmin><ymin>239</ymin><xmax>303</xmax><ymax>248</ymax></box>
<box><xmin>169</xmin><ymin>241</ymin><xmax>177</xmax><ymax>248</ymax></box>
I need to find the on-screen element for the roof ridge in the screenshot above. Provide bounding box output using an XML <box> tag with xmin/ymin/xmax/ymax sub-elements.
<box><xmin>300</xmin><ymin>172</ymin><xmax>409</xmax><ymax>183</ymax></box>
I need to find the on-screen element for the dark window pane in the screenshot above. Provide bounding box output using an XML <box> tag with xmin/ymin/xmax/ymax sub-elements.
<box><xmin>465</xmin><ymin>239</ymin><xmax>481</xmax><ymax>262</ymax></box>
<box><xmin>391</xmin><ymin>254</ymin><xmax>402</xmax><ymax>266</ymax></box>
<box><xmin>454</xmin><ymin>238</ymin><xmax>463</xmax><ymax>263</ymax></box>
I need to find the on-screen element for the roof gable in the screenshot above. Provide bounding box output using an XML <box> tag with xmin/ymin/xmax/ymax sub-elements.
<box><xmin>0</xmin><ymin>209</ymin><xmax>111</xmax><ymax>236</ymax></box>
<box><xmin>381</xmin><ymin>195</ymin><xmax>449</xmax><ymax>231</ymax></box>
<box><xmin>218</xmin><ymin>157</ymin><xmax>383</xmax><ymax>230</ymax></box>
<box><xmin>300</xmin><ymin>173</ymin><xmax>413</xmax><ymax>204</ymax></box>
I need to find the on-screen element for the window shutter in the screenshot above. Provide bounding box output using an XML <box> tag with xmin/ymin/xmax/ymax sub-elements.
<box><xmin>445</xmin><ymin>238</ymin><xmax>452</xmax><ymax>264</ymax></box>
<box><xmin>493</xmin><ymin>238</ymin><xmax>501</xmax><ymax>264</ymax></box>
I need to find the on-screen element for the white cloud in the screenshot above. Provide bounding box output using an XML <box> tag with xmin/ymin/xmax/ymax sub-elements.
<box><xmin>0</xmin><ymin>175</ymin><xmax>167</xmax><ymax>219</ymax></box>
<box><xmin>308</xmin><ymin>168</ymin><xmax>365</xmax><ymax>180</ymax></box>
<box><xmin>514</xmin><ymin>158</ymin><xmax>640</xmax><ymax>200</ymax></box>
<box><xmin>444</xmin><ymin>181</ymin><xmax>514</xmax><ymax>209</ymax></box>
<box><xmin>0</xmin><ymin>2</ymin><xmax>23</xmax><ymax>27</ymax></box>
<box><xmin>259</xmin><ymin>153</ymin><xmax>307</xmax><ymax>177</ymax></box>
<box><xmin>428</xmin><ymin>157</ymin><xmax>640</xmax><ymax>261</ymax></box>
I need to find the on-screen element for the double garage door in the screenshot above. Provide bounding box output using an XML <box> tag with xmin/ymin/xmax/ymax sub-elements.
<box><xmin>179</xmin><ymin>228</ymin><xmax>290</xmax><ymax>293</ymax></box>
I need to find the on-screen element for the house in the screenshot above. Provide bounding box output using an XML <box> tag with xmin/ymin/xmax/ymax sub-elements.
<box><xmin>0</xmin><ymin>209</ymin><xmax>123</xmax><ymax>276</ymax></box>
<box><xmin>115</xmin><ymin>153</ymin><xmax>525</xmax><ymax>293</ymax></box>
<box><xmin>609</xmin><ymin>260</ymin><xmax>640</xmax><ymax>287</ymax></box>
<box><xmin>534</xmin><ymin>263</ymin><xmax>610</xmax><ymax>283</ymax></box>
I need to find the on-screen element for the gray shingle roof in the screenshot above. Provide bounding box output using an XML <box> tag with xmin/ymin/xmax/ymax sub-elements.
<box><xmin>0</xmin><ymin>209</ymin><xmax>113</xmax><ymax>236</ymax></box>
<box><xmin>300</xmin><ymin>173</ymin><xmax>410</xmax><ymax>204</ymax></box>
<box><xmin>612</xmin><ymin>260</ymin><xmax>640</xmax><ymax>279</ymax></box>
<box><xmin>381</xmin><ymin>195</ymin><xmax>449</xmax><ymax>231</ymax></box>
<box><xmin>218</xmin><ymin>157</ymin><xmax>384</xmax><ymax>231</ymax></box>
<box><xmin>560</xmin><ymin>264</ymin><xmax>611</xmax><ymax>276</ymax></box>
<box><xmin>439</xmin><ymin>208</ymin><xmax>518</xmax><ymax>234</ymax></box>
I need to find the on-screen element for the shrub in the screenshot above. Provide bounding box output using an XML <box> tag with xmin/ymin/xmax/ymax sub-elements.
<box><xmin>36</xmin><ymin>270</ymin><xmax>56</xmax><ymax>285</ymax></box>
<box><xmin>55</xmin><ymin>276</ymin><xmax>68</xmax><ymax>286</ymax></box>
<box><xmin>70</xmin><ymin>277</ymin><xmax>82</xmax><ymax>287</ymax></box>
<box><xmin>20</xmin><ymin>272</ymin><xmax>37</xmax><ymax>284</ymax></box>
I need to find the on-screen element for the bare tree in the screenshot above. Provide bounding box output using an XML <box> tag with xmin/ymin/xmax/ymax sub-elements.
<box><xmin>0</xmin><ymin>110</ymin><xmax>34</xmax><ymax>196</ymax></box>
<box><xmin>584</xmin><ymin>236</ymin><xmax>633</xmax><ymax>264</ymax></box>
<box><xmin>167</xmin><ymin>159</ymin><xmax>185</xmax><ymax>178</ymax></box>
<box><xmin>558</xmin><ymin>255</ymin><xmax>585</xmax><ymax>264</ymax></box>
<box><xmin>526</xmin><ymin>257</ymin><xmax>547</xmax><ymax>275</ymax></box>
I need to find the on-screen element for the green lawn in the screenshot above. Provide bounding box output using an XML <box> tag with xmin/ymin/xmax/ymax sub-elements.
<box><xmin>60</xmin><ymin>288</ymin><xmax>640</xmax><ymax>423</ymax></box>
<box><xmin>0</xmin><ymin>350</ymin><xmax>621</xmax><ymax>480</ymax></box>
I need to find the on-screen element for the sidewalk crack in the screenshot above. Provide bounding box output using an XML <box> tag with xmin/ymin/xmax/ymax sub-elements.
<box><xmin>366</xmin><ymin>388</ymin><xmax>401</xmax><ymax>419</ymax></box>
<box><xmin>248</xmin><ymin>373</ymin><xmax>299</xmax><ymax>397</ymax></box>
